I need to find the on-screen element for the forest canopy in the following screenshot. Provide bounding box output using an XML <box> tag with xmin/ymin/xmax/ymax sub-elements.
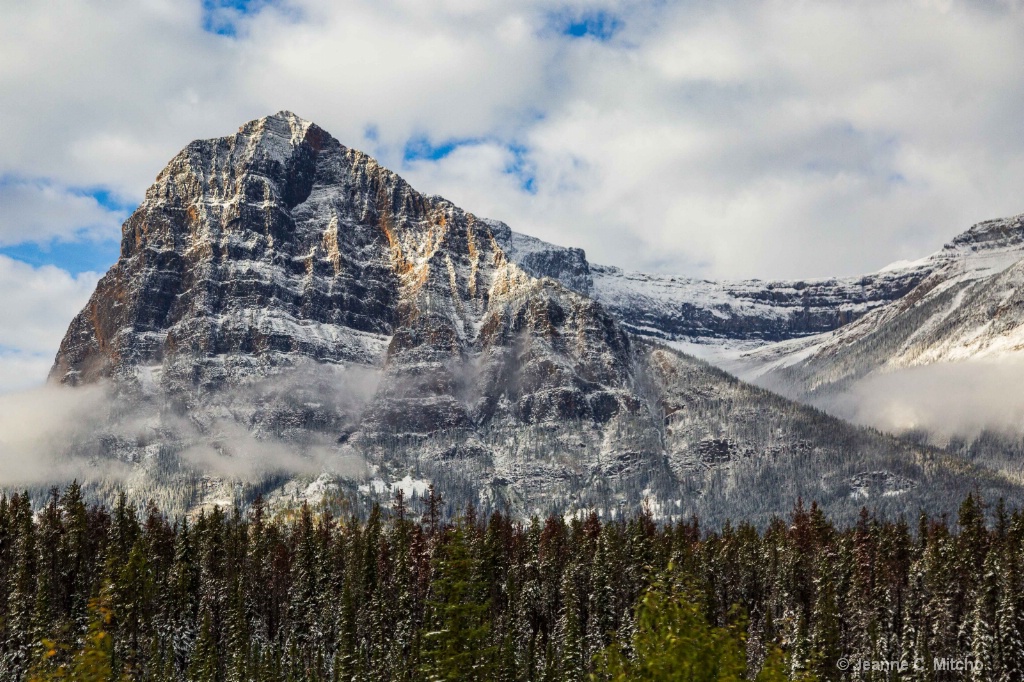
<box><xmin>0</xmin><ymin>485</ymin><xmax>1016</xmax><ymax>681</ymax></box>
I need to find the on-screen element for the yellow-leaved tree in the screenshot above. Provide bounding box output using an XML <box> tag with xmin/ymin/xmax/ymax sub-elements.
<box><xmin>29</xmin><ymin>597</ymin><xmax>129</xmax><ymax>682</ymax></box>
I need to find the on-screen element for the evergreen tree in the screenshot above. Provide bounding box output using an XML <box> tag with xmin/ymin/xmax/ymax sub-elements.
<box><xmin>555</xmin><ymin>562</ymin><xmax>587</xmax><ymax>682</ymax></box>
<box><xmin>6</xmin><ymin>493</ymin><xmax>39</xmax><ymax>679</ymax></box>
<box><xmin>807</xmin><ymin>553</ymin><xmax>841</xmax><ymax>680</ymax></box>
<box><xmin>419</xmin><ymin>525</ymin><xmax>496</xmax><ymax>681</ymax></box>
<box><xmin>5</xmin><ymin>483</ymin><xmax>1024</xmax><ymax>682</ymax></box>
<box><xmin>592</xmin><ymin>582</ymin><xmax>787</xmax><ymax>681</ymax></box>
<box><xmin>995</xmin><ymin>555</ymin><xmax>1024</xmax><ymax>682</ymax></box>
<box><xmin>970</xmin><ymin>550</ymin><xmax>1000</xmax><ymax>680</ymax></box>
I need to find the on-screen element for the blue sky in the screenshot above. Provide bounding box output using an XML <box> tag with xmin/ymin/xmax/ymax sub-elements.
<box><xmin>2</xmin><ymin>0</ymin><xmax>1024</xmax><ymax>391</ymax></box>
<box><xmin>0</xmin><ymin>239</ymin><xmax>120</xmax><ymax>276</ymax></box>
<box><xmin>558</xmin><ymin>10</ymin><xmax>622</xmax><ymax>41</ymax></box>
<box><xmin>0</xmin><ymin>184</ymin><xmax>127</xmax><ymax>275</ymax></box>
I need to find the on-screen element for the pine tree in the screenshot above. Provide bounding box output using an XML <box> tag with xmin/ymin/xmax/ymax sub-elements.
<box><xmin>167</xmin><ymin>518</ymin><xmax>199</xmax><ymax>677</ymax></box>
<box><xmin>189</xmin><ymin>608</ymin><xmax>220</xmax><ymax>682</ymax></box>
<box><xmin>807</xmin><ymin>552</ymin><xmax>842</xmax><ymax>679</ymax></box>
<box><xmin>59</xmin><ymin>482</ymin><xmax>95</xmax><ymax>633</ymax></box>
<box><xmin>903</xmin><ymin>561</ymin><xmax>934</xmax><ymax>682</ymax></box>
<box><xmin>33</xmin><ymin>489</ymin><xmax>64</xmax><ymax>657</ymax></box>
<box><xmin>419</xmin><ymin>526</ymin><xmax>496</xmax><ymax>681</ymax></box>
<box><xmin>9</xmin><ymin>484</ymin><xmax>1024</xmax><ymax>682</ymax></box>
<box><xmin>6</xmin><ymin>493</ymin><xmax>39</xmax><ymax>680</ymax></box>
<box><xmin>554</xmin><ymin>562</ymin><xmax>586</xmax><ymax>682</ymax></box>
<box><xmin>969</xmin><ymin>549</ymin><xmax>999</xmax><ymax>680</ymax></box>
<box><xmin>995</xmin><ymin>555</ymin><xmax>1024</xmax><ymax>682</ymax></box>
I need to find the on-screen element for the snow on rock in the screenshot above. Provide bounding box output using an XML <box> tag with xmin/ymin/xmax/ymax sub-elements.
<box><xmin>38</xmin><ymin>112</ymin><xmax>1024</xmax><ymax>524</ymax></box>
<box><xmin>744</xmin><ymin>213</ymin><xmax>1024</xmax><ymax>398</ymax></box>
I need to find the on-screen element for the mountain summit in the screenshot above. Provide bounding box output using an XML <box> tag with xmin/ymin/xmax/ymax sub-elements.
<box><xmin>46</xmin><ymin>113</ymin><xmax>1023</xmax><ymax>523</ymax></box>
<box><xmin>52</xmin><ymin>110</ymin><xmax>637</xmax><ymax>438</ymax></box>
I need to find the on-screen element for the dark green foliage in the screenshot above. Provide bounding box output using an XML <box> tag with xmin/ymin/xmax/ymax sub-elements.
<box><xmin>2</xmin><ymin>487</ymin><xmax>1023</xmax><ymax>680</ymax></box>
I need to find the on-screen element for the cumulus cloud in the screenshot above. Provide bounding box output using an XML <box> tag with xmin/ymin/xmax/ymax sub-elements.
<box><xmin>406</xmin><ymin>1</ymin><xmax>1024</xmax><ymax>280</ymax></box>
<box><xmin>0</xmin><ymin>255</ymin><xmax>99</xmax><ymax>358</ymax></box>
<box><xmin>3</xmin><ymin>0</ymin><xmax>1024</xmax><ymax>283</ymax></box>
<box><xmin>3</xmin><ymin>0</ymin><xmax>1024</xmax><ymax>407</ymax></box>
<box><xmin>0</xmin><ymin>350</ymin><xmax>60</xmax><ymax>394</ymax></box>
<box><xmin>0</xmin><ymin>256</ymin><xmax>99</xmax><ymax>392</ymax></box>
<box><xmin>0</xmin><ymin>260</ymin><xmax>96</xmax><ymax>392</ymax></box>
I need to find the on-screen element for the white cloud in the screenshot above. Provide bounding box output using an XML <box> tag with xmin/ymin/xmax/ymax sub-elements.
<box><xmin>0</xmin><ymin>179</ymin><xmax>124</xmax><ymax>246</ymax></box>
<box><xmin>405</xmin><ymin>0</ymin><xmax>1024</xmax><ymax>278</ymax></box>
<box><xmin>2</xmin><ymin>0</ymin><xmax>1024</xmax><ymax>283</ymax></box>
<box><xmin>1</xmin><ymin>0</ymin><xmax>1024</xmax><ymax>485</ymax></box>
<box><xmin>0</xmin><ymin>350</ymin><xmax>57</xmax><ymax>394</ymax></box>
<box><xmin>0</xmin><ymin>256</ymin><xmax>99</xmax><ymax>390</ymax></box>
<box><xmin>829</xmin><ymin>360</ymin><xmax>1024</xmax><ymax>443</ymax></box>
<box><xmin>0</xmin><ymin>383</ymin><xmax>118</xmax><ymax>486</ymax></box>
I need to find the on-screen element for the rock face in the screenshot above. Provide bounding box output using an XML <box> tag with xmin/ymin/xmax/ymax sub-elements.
<box><xmin>54</xmin><ymin>114</ymin><xmax>398</xmax><ymax>390</ymax></box>
<box><xmin>49</xmin><ymin>112</ymin><xmax>658</xmax><ymax>515</ymax></box>
<box><xmin>52</xmin><ymin>113</ymin><xmax>637</xmax><ymax>434</ymax></box>
<box><xmin>47</xmin><ymin>112</ymin><xmax>1024</xmax><ymax>523</ymax></box>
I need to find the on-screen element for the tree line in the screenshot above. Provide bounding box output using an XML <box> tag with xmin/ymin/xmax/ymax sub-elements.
<box><xmin>1</xmin><ymin>483</ymin><xmax>1021</xmax><ymax>680</ymax></box>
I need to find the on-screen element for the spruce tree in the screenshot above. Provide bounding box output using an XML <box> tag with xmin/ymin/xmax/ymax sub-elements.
<box><xmin>419</xmin><ymin>526</ymin><xmax>496</xmax><ymax>681</ymax></box>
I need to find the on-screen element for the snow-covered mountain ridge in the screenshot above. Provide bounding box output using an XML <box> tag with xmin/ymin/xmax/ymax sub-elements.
<box><xmin>488</xmin><ymin>228</ymin><xmax>932</xmax><ymax>346</ymax></box>
<box><xmin>706</xmin><ymin>212</ymin><xmax>1024</xmax><ymax>479</ymax></box>
<box><xmin>741</xmin><ymin>213</ymin><xmax>1024</xmax><ymax>393</ymax></box>
<box><xmin>42</xmin><ymin>112</ymin><xmax>1024</xmax><ymax>523</ymax></box>
<box><xmin>504</xmin><ymin>205</ymin><xmax>1024</xmax><ymax>369</ymax></box>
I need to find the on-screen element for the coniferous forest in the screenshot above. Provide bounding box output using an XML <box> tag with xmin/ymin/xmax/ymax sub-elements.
<box><xmin>1</xmin><ymin>484</ymin><xmax>1021</xmax><ymax>681</ymax></box>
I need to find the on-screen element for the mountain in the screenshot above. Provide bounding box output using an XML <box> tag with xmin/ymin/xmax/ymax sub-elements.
<box><xmin>713</xmin><ymin>213</ymin><xmax>1024</xmax><ymax>477</ymax></box>
<box><xmin>742</xmin><ymin>214</ymin><xmax>1024</xmax><ymax>394</ymax></box>
<box><xmin>481</xmin><ymin>228</ymin><xmax>931</xmax><ymax>347</ymax></box>
<box><xmin>511</xmin><ymin>201</ymin><xmax>1024</xmax><ymax>474</ymax></box>
<box><xmin>43</xmin><ymin>112</ymin><xmax>1024</xmax><ymax>523</ymax></box>
<box><xmin>588</xmin><ymin>262</ymin><xmax>930</xmax><ymax>344</ymax></box>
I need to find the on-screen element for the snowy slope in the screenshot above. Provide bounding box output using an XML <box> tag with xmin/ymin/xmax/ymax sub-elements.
<box><xmin>590</xmin><ymin>262</ymin><xmax>929</xmax><ymax>344</ymax></box>
<box><xmin>742</xmin><ymin>214</ymin><xmax>1024</xmax><ymax>396</ymax></box>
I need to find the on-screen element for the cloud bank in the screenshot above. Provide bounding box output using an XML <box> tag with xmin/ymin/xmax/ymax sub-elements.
<box><xmin>0</xmin><ymin>383</ymin><xmax>118</xmax><ymax>486</ymax></box>
<box><xmin>0</xmin><ymin>362</ymin><xmax>376</xmax><ymax>488</ymax></box>
<box><xmin>829</xmin><ymin>360</ymin><xmax>1024</xmax><ymax>443</ymax></box>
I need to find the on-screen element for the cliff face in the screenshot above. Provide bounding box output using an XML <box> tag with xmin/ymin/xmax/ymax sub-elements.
<box><xmin>589</xmin><ymin>264</ymin><xmax>929</xmax><ymax>343</ymax></box>
<box><xmin>52</xmin><ymin>114</ymin><xmax>397</xmax><ymax>388</ymax></box>
<box><xmin>47</xmin><ymin>112</ymin><xmax>662</xmax><ymax>515</ymax></box>
<box><xmin>45</xmin><ymin>112</ymin><xmax>1024</xmax><ymax>522</ymax></box>
<box><xmin>51</xmin><ymin>112</ymin><xmax>638</xmax><ymax>434</ymax></box>
<box><xmin>476</xmin><ymin>224</ymin><xmax>931</xmax><ymax>346</ymax></box>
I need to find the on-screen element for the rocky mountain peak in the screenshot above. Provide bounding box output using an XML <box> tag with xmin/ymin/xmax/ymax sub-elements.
<box><xmin>41</xmin><ymin>113</ymin><xmax>1022</xmax><ymax>524</ymax></box>
<box><xmin>50</xmin><ymin>112</ymin><xmax>637</xmax><ymax>429</ymax></box>
<box><xmin>245</xmin><ymin>109</ymin><xmax>315</xmax><ymax>138</ymax></box>
<box><xmin>945</xmin><ymin>213</ymin><xmax>1024</xmax><ymax>253</ymax></box>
